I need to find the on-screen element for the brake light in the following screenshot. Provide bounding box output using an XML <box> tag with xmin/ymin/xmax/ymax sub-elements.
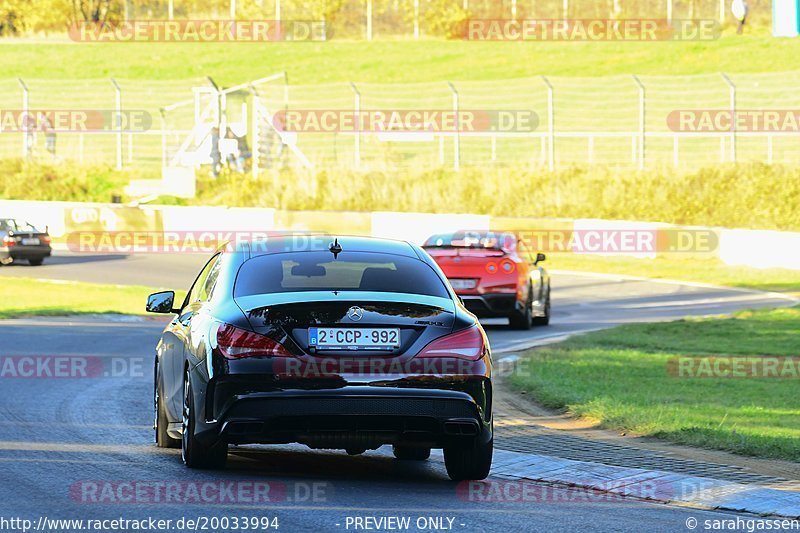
<box><xmin>41</xmin><ymin>235</ymin><xmax>51</xmax><ymax>244</ymax></box>
<box><xmin>416</xmin><ymin>325</ymin><xmax>486</xmax><ymax>361</ymax></box>
<box><xmin>2</xmin><ymin>236</ymin><xmax>15</xmax><ymax>247</ymax></box>
<box><xmin>215</xmin><ymin>323</ymin><xmax>292</xmax><ymax>359</ymax></box>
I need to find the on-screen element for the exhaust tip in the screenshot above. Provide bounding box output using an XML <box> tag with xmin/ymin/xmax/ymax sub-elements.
<box><xmin>443</xmin><ymin>419</ymin><xmax>480</xmax><ymax>436</ymax></box>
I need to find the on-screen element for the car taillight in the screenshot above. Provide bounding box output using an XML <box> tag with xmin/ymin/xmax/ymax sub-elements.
<box><xmin>2</xmin><ymin>236</ymin><xmax>15</xmax><ymax>247</ymax></box>
<box><xmin>215</xmin><ymin>323</ymin><xmax>291</xmax><ymax>359</ymax></box>
<box><xmin>416</xmin><ymin>325</ymin><xmax>486</xmax><ymax>361</ymax></box>
<box><xmin>41</xmin><ymin>236</ymin><xmax>51</xmax><ymax>244</ymax></box>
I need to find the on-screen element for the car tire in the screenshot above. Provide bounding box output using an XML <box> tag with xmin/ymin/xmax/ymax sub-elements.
<box><xmin>181</xmin><ymin>372</ymin><xmax>227</xmax><ymax>469</ymax></box>
<box><xmin>392</xmin><ymin>445</ymin><xmax>431</xmax><ymax>461</ymax></box>
<box><xmin>532</xmin><ymin>292</ymin><xmax>551</xmax><ymax>326</ymax></box>
<box><xmin>28</xmin><ymin>259</ymin><xmax>43</xmax><ymax>266</ymax></box>
<box><xmin>443</xmin><ymin>438</ymin><xmax>493</xmax><ymax>481</ymax></box>
<box><xmin>509</xmin><ymin>287</ymin><xmax>533</xmax><ymax>330</ymax></box>
<box><xmin>155</xmin><ymin>367</ymin><xmax>180</xmax><ymax>449</ymax></box>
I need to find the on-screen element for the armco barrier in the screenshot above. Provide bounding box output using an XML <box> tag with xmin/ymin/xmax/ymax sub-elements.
<box><xmin>2</xmin><ymin>199</ymin><xmax>800</xmax><ymax>270</ymax></box>
<box><xmin>720</xmin><ymin>228</ymin><xmax>800</xmax><ymax>270</ymax></box>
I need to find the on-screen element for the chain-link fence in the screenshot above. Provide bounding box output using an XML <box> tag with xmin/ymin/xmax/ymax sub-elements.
<box><xmin>118</xmin><ymin>0</ymin><xmax>772</xmax><ymax>39</ymax></box>
<box><xmin>3</xmin><ymin>0</ymin><xmax>774</xmax><ymax>39</ymax></box>
<box><xmin>3</xmin><ymin>69</ymin><xmax>800</xmax><ymax>175</ymax></box>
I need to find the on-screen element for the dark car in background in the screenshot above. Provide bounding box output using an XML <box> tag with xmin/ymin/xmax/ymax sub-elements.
<box><xmin>147</xmin><ymin>235</ymin><xmax>493</xmax><ymax>481</ymax></box>
<box><xmin>423</xmin><ymin>231</ymin><xmax>550</xmax><ymax>329</ymax></box>
<box><xmin>0</xmin><ymin>219</ymin><xmax>52</xmax><ymax>266</ymax></box>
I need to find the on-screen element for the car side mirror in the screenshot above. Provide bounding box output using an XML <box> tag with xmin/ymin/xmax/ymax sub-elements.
<box><xmin>146</xmin><ymin>291</ymin><xmax>177</xmax><ymax>314</ymax></box>
<box><xmin>535</xmin><ymin>253</ymin><xmax>546</xmax><ymax>265</ymax></box>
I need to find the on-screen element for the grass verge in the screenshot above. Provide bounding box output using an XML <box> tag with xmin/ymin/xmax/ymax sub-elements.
<box><xmin>0</xmin><ymin>277</ymin><xmax>161</xmax><ymax>318</ymax></box>
<box><xmin>509</xmin><ymin>306</ymin><xmax>800</xmax><ymax>461</ymax></box>
<box><xmin>547</xmin><ymin>254</ymin><xmax>800</xmax><ymax>296</ymax></box>
<box><xmin>2</xmin><ymin>32</ymin><xmax>799</xmax><ymax>83</ymax></box>
<box><xmin>5</xmin><ymin>162</ymin><xmax>792</xmax><ymax>232</ymax></box>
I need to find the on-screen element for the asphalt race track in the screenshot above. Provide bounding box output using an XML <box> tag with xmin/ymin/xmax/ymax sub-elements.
<box><xmin>0</xmin><ymin>252</ymin><xmax>795</xmax><ymax>532</ymax></box>
<box><xmin>0</xmin><ymin>251</ymin><xmax>793</xmax><ymax>354</ymax></box>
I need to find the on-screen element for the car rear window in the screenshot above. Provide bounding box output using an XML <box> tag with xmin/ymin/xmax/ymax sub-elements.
<box><xmin>234</xmin><ymin>251</ymin><xmax>449</xmax><ymax>298</ymax></box>
<box><xmin>424</xmin><ymin>231</ymin><xmax>515</xmax><ymax>250</ymax></box>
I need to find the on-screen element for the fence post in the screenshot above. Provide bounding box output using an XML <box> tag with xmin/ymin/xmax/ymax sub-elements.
<box><xmin>111</xmin><ymin>78</ymin><xmax>123</xmax><ymax>170</ymax></box>
<box><xmin>563</xmin><ymin>0</ymin><xmax>568</xmax><ymax>18</ymax></box>
<box><xmin>230</xmin><ymin>0</ymin><xmax>236</xmax><ymax>19</ymax></box>
<box><xmin>413</xmin><ymin>0</ymin><xmax>419</xmax><ymax>39</ymax></box>
<box><xmin>667</xmin><ymin>0</ymin><xmax>673</xmax><ymax>24</ymax></box>
<box><xmin>541</xmin><ymin>76</ymin><xmax>555</xmax><ymax>171</ymax></box>
<box><xmin>250</xmin><ymin>87</ymin><xmax>259</xmax><ymax>179</ymax></box>
<box><xmin>447</xmin><ymin>81</ymin><xmax>460</xmax><ymax>171</ymax></box>
<box><xmin>632</xmin><ymin>75</ymin><xmax>645</xmax><ymax>170</ymax></box>
<box><xmin>366</xmin><ymin>0</ymin><xmax>373</xmax><ymax>41</ymax></box>
<box><xmin>721</xmin><ymin>72</ymin><xmax>736</xmax><ymax>162</ymax></box>
<box><xmin>511</xmin><ymin>0</ymin><xmax>517</xmax><ymax>20</ymax></box>
<box><xmin>282</xmin><ymin>71</ymin><xmax>289</xmax><ymax>113</ymax></box>
<box><xmin>719</xmin><ymin>0</ymin><xmax>725</xmax><ymax>23</ymax></box>
<box><xmin>350</xmin><ymin>82</ymin><xmax>361</xmax><ymax>169</ymax></box>
<box><xmin>159</xmin><ymin>109</ymin><xmax>167</xmax><ymax>168</ymax></box>
<box><xmin>17</xmin><ymin>78</ymin><xmax>29</xmax><ymax>159</ymax></box>
<box><xmin>168</xmin><ymin>0</ymin><xmax>173</xmax><ymax>20</ymax></box>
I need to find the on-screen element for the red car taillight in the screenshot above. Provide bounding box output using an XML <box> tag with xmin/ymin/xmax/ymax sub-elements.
<box><xmin>2</xmin><ymin>236</ymin><xmax>15</xmax><ymax>247</ymax></box>
<box><xmin>41</xmin><ymin>235</ymin><xmax>51</xmax><ymax>244</ymax></box>
<box><xmin>215</xmin><ymin>323</ymin><xmax>292</xmax><ymax>359</ymax></box>
<box><xmin>416</xmin><ymin>325</ymin><xmax>486</xmax><ymax>361</ymax></box>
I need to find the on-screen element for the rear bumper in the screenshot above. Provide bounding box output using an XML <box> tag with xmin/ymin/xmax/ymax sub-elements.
<box><xmin>461</xmin><ymin>294</ymin><xmax>519</xmax><ymax>317</ymax></box>
<box><xmin>0</xmin><ymin>246</ymin><xmax>51</xmax><ymax>261</ymax></box>
<box><xmin>193</xmin><ymin>379</ymin><xmax>492</xmax><ymax>450</ymax></box>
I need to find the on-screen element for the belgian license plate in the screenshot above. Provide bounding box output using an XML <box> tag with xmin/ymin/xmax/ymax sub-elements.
<box><xmin>449</xmin><ymin>279</ymin><xmax>477</xmax><ymax>290</ymax></box>
<box><xmin>21</xmin><ymin>238</ymin><xmax>39</xmax><ymax>246</ymax></box>
<box><xmin>309</xmin><ymin>327</ymin><xmax>400</xmax><ymax>350</ymax></box>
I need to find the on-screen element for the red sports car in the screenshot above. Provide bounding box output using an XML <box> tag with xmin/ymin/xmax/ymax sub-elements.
<box><xmin>422</xmin><ymin>231</ymin><xmax>550</xmax><ymax>329</ymax></box>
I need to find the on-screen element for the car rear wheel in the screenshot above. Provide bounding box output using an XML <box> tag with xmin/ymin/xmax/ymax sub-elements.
<box><xmin>509</xmin><ymin>287</ymin><xmax>533</xmax><ymax>330</ymax></box>
<box><xmin>181</xmin><ymin>372</ymin><xmax>227</xmax><ymax>469</ymax></box>
<box><xmin>392</xmin><ymin>445</ymin><xmax>431</xmax><ymax>461</ymax></box>
<box><xmin>443</xmin><ymin>437</ymin><xmax>493</xmax><ymax>481</ymax></box>
<box><xmin>532</xmin><ymin>293</ymin><xmax>551</xmax><ymax>326</ymax></box>
<box><xmin>28</xmin><ymin>258</ymin><xmax>43</xmax><ymax>266</ymax></box>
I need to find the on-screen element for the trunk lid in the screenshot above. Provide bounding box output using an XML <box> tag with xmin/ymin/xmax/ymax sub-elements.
<box><xmin>235</xmin><ymin>292</ymin><xmax>455</xmax><ymax>355</ymax></box>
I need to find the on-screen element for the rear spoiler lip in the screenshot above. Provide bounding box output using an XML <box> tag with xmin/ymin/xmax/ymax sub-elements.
<box><xmin>422</xmin><ymin>245</ymin><xmax>507</xmax><ymax>256</ymax></box>
<box><xmin>234</xmin><ymin>291</ymin><xmax>456</xmax><ymax>314</ymax></box>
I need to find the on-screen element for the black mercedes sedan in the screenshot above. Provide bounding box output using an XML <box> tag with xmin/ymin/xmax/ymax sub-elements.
<box><xmin>147</xmin><ymin>235</ymin><xmax>493</xmax><ymax>481</ymax></box>
<box><xmin>0</xmin><ymin>218</ymin><xmax>52</xmax><ymax>266</ymax></box>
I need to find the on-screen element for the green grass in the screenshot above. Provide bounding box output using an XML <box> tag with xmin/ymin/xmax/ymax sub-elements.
<box><xmin>0</xmin><ymin>159</ymin><xmax>133</xmax><ymax>203</ymax></box>
<box><xmin>548</xmin><ymin>254</ymin><xmax>800</xmax><ymax>296</ymax></box>
<box><xmin>2</xmin><ymin>32</ymin><xmax>800</xmax><ymax>83</ymax></box>
<box><xmin>509</xmin><ymin>306</ymin><xmax>800</xmax><ymax>461</ymax></box>
<box><xmin>0</xmin><ymin>277</ymin><xmax>161</xmax><ymax>318</ymax></box>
